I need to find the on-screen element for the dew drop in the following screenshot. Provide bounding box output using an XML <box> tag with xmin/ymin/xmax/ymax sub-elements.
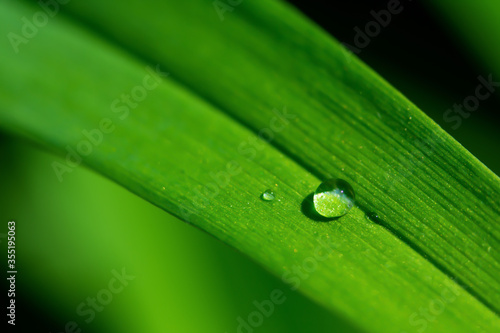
<box><xmin>365</xmin><ymin>212</ymin><xmax>380</xmax><ymax>221</ymax></box>
<box><xmin>261</xmin><ymin>189</ymin><xmax>275</xmax><ymax>201</ymax></box>
<box><xmin>313</xmin><ymin>179</ymin><xmax>355</xmax><ymax>218</ymax></box>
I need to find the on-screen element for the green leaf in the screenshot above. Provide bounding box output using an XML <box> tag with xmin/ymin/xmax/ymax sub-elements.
<box><xmin>0</xmin><ymin>1</ymin><xmax>499</xmax><ymax>332</ymax></box>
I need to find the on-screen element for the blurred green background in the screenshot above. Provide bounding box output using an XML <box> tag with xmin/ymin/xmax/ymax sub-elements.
<box><xmin>1</xmin><ymin>0</ymin><xmax>499</xmax><ymax>332</ymax></box>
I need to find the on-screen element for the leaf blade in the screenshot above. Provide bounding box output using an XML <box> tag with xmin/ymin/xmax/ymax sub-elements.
<box><xmin>58</xmin><ymin>0</ymin><xmax>500</xmax><ymax>313</ymax></box>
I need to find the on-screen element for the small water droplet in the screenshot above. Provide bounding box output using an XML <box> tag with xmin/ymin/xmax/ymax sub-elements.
<box><xmin>313</xmin><ymin>179</ymin><xmax>355</xmax><ymax>218</ymax></box>
<box><xmin>261</xmin><ymin>189</ymin><xmax>275</xmax><ymax>201</ymax></box>
<box><xmin>365</xmin><ymin>212</ymin><xmax>379</xmax><ymax>221</ymax></box>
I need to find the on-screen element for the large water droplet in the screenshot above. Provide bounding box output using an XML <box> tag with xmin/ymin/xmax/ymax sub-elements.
<box><xmin>261</xmin><ymin>189</ymin><xmax>275</xmax><ymax>201</ymax></box>
<box><xmin>313</xmin><ymin>179</ymin><xmax>355</xmax><ymax>218</ymax></box>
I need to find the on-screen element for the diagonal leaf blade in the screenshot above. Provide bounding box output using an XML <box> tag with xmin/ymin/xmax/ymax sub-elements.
<box><xmin>57</xmin><ymin>0</ymin><xmax>500</xmax><ymax>313</ymax></box>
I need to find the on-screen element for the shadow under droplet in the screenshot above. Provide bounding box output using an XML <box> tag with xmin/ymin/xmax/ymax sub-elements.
<box><xmin>301</xmin><ymin>193</ymin><xmax>340</xmax><ymax>222</ymax></box>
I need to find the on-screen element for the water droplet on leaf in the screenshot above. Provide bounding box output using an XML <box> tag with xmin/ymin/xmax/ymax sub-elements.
<box><xmin>261</xmin><ymin>189</ymin><xmax>275</xmax><ymax>201</ymax></box>
<box><xmin>365</xmin><ymin>212</ymin><xmax>379</xmax><ymax>221</ymax></box>
<box><xmin>313</xmin><ymin>179</ymin><xmax>355</xmax><ymax>218</ymax></box>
